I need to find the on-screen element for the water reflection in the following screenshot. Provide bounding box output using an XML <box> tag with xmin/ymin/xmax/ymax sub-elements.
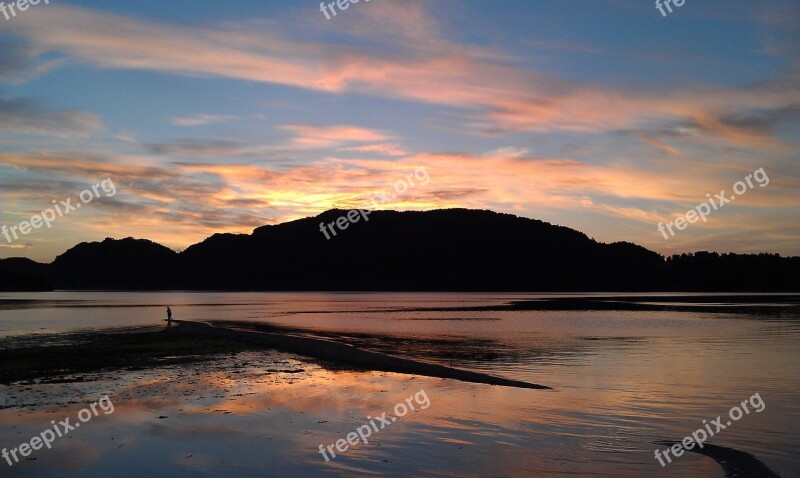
<box><xmin>0</xmin><ymin>293</ymin><xmax>798</xmax><ymax>476</ymax></box>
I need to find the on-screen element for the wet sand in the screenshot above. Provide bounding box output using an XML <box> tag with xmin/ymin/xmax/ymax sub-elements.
<box><xmin>173</xmin><ymin>320</ymin><xmax>550</xmax><ymax>390</ymax></box>
<box><xmin>0</xmin><ymin>328</ymin><xmax>259</xmax><ymax>385</ymax></box>
<box><xmin>0</xmin><ymin>321</ymin><xmax>550</xmax><ymax>390</ymax></box>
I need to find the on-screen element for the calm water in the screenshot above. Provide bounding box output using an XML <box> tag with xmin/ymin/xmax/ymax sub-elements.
<box><xmin>1</xmin><ymin>292</ymin><xmax>798</xmax><ymax>477</ymax></box>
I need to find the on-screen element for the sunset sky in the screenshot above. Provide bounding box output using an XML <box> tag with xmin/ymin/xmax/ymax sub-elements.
<box><xmin>1</xmin><ymin>0</ymin><xmax>798</xmax><ymax>262</ymax></box>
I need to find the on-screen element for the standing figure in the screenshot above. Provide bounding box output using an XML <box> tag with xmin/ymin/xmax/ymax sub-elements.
<box><xmin>166</xmin><ymin>306</ymin><xmax>173</xmax><ymax>326</ymax></box>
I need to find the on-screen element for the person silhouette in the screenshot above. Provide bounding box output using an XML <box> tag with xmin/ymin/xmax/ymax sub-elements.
<box><xmin>166</xmin><ymin>306</ymin><xmax>173</xmax><ymax>326</ymax></box>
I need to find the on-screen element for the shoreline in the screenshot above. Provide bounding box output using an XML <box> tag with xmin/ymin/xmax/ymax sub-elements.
<box><xmin>173</xmin><ymin>320</ymin><xmax>550</xmax><ymax>390</ymax></box>
<box><xmin>0</xmin><ymin>320</ymin><xmax>550</xmax><ymax>390</ymax></box>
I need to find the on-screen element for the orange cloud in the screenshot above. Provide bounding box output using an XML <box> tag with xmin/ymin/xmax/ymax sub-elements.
<box><xmin>2</xmin><ymin>144</ymin><xmax>798</xmax><ymax>261</ymax></box>
<box><xmin>278</xmin><ymin>124</ymin><xmax>390</xmax><ymax>149</ymax></box>
<box><xmin>6</xmin><ymin>3</ymin><xmax>797</xmax><ymax>146</ymax></box>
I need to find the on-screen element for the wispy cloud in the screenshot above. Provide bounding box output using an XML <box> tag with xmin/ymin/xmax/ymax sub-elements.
<box><xmin>144</xmin><ymin>139</ymin><xmax>251</xmax><ymax>158</ymax></box>
<box><xmin>0</xmin><ymin>97</ymin><xmax>102</xmax><ymax>138</ymax></box>
<box><xmin>0</xmin><ymin>41</ymin><xmax>67</xmax><ymax>85</ymax></box>
<box><xmin>482</xmin><ymin>147</ymin><xmax>530</xmax><ymax>159</ymax></box>
<box><xmin>279</xmin><ymin>124</ymin><xmax>390</xmax><ymax>149</ymax></box>
<box><xmin>2</xmin><ymin>139</ymin><xmax>797</xmax><ymax>259</ymax></box>
<box><xmin>171</xmin><ymin>114</ymin><xmax>240</xmax><ymax>127</ymax></box>
<box><xmin>1</xmin><ymin>1</ymin><xmax>798</xmax><ymax>261</ymax></box>
<box><xmin>3</xmin><ymin>3</ymin><xmax>798</xmax><ymax>145</ymax></box>
<box><xmin>337</xmin><ymin>143</ymin><xmax>408</xmax><ymax>157</ymax></box>
<box><xmin>0</xmin><ymin>242</ymin><xmax>30</xmax><ymax>250</ymax></box>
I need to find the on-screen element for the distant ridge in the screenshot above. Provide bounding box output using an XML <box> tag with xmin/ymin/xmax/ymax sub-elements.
<box><xmin>1</xmin><ymin>208</ymin><xmax>797</xmax><ymax>291</ymax></box>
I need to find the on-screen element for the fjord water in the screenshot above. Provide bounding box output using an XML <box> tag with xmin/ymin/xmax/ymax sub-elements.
<box><xmin>1</xmin><ymin>292</ymin><xmax>798</xmax><ymax>477</ymax></box>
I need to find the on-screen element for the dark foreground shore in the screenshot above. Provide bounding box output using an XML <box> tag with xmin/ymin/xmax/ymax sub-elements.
<box><xmin>0</xmin><ymin>328</ymin><xmax>257</xmax><ymax>384</ymax></box>
<box><xmin>0</xmin><ymin>321</ymin><xmax>549</xmax><ymax>390</ymax></box>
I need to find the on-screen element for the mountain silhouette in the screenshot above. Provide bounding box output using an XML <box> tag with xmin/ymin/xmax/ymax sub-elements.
<box><xmin>1</xmin><ymin>208</ymin><xmax>797</xmax><ymax>291</ymax></box>
<box><xmin>0</xmin><ymin>258</ymin><xmax>52</xmax><ymax>291</ymax></box>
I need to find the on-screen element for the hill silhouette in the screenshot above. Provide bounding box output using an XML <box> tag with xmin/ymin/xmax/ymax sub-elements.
<box><xmin>0</xmin><ymin>258</ymin><xmax>52</xmax><ymax>291</ymax></box>
<box><xmin>1</xmin><ymin>208</ymin><xmax>797</xmax><ymax>291</ymax></box>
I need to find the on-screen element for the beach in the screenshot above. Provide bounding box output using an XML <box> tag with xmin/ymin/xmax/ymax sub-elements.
<box><xmin>1</xmin><ymin>292</ymin><xmax>798</xmax><ymax>477</ymax></box>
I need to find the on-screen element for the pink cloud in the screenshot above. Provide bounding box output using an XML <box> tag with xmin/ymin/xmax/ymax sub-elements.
<box><xmin>5</xmin><ymin>3</ymin><xmax>795</xmax><ymax>145</ymax></box>
<box><xmin>278</xmin><ymin>124</ymin><xmax>390</xmax><ymax>149</ymax></box>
